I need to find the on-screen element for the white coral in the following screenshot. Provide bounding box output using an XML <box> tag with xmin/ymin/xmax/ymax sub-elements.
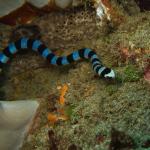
<box><xmin>95</xmin><ymin>0</ymin><xmax>111</xmax><ymax>21</ymax></box>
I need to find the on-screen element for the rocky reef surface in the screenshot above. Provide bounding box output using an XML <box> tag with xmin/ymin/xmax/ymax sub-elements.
<box><xmin>0</xmin><ymin>1</ymin><xmax>149</xmax><ymax>150</ymax></box>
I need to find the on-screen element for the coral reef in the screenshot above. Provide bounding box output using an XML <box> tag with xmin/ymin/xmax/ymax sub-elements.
<box><xmin>0</xmin><ymin>1</ymin><xmax>149</xmax><ymax>150</ymax></box>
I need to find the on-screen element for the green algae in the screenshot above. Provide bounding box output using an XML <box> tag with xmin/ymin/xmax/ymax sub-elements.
<box><xmin>105</xmin><ymin>84</ymin><xmax>119</xmax><ymax>96</ymax></box>
<box><xmin>65</xmin><ymin>105</ymin><xmax>76</xmax><ymax>120</ymax></box>
<box><xmin>114</xmin><ymin>65</ymin><xmax>143</xmax><ymax>83</ymax></box>
<box><xmin>123</xmin><ymin>65</ymin><xmax>141</xmax><ymax>82</ymax></box>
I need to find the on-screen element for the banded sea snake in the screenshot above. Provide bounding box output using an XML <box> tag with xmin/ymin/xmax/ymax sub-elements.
<box><xmin>0</xmin><ymin>37</ymin><xmax>115</xmax><ymax>79</ymax></box>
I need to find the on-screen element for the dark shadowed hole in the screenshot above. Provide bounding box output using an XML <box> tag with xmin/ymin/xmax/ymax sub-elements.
<box><xmin>109</xmin><ymin>127</ymin><xmax>135</xmax><ymax>150</ymax></box>
<box><xmin>68</xmin><ymin>144</ymin><xmax>77</xmax><ymax>150</ymax></box>
<box><xmin>68</xmin><ymin>144</ymin><xmax>82</xmax><ymax>150</ymax></box>
<box><xmin>142</xmin><ymin>139</ymin><xmax>150</xmax><ymax>148</ymax></box>
<box><xmin>0</xmin><ymin>91</ymin><xmax>6</xmax><ymax>100</ymax></box>
<box><xmin>48</xmin><ymin>130</ymin><xmax>58</xmax><ymax>150</ymax></box>
<box><xmin>135</xmin><ymin>0</ymin><xmax>150</xmax><ymax>11</ymax></box>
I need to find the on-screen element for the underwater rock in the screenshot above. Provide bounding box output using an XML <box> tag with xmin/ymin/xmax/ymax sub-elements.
<box><xmin>0</xmin><ymin>100</ymin><xmax>39</xmax><ymax>150</ymax></box>
<box><xmin>0</xmin><ymin>2</ymin><xmax>39</xmax><ymax>25</ymax></box>
<box><xmin>0</xmin><ymin>0</ymin><xmax>82</xmax><ymax>25</ymax></box>
<box><xmin>0</xmin><ymin>0</ymin><xmax>117</xmax><ymax>25</ymax></box>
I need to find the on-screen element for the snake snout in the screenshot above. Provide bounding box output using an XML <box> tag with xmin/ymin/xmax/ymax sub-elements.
<box><xmin>104</xmin><ymin>69</ymin><xmax>115</xmax><ymax>79</ymax></box>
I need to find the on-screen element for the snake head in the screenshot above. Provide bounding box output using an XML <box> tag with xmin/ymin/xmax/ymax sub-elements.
<box><xmin>101</xmin><ymin>68</ymin><xmax>115</xmax><ymax>79</ymax></box>
<box><xmin>104</xmin><ymin>69</ymin><xmax>115</xmax><ymax>79</ymax></box>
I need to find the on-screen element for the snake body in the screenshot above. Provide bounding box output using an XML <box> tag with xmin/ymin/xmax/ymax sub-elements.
<box><xmin>0</xmin><ymin>37</ymin><xmax>115</xmax><ymax>78</ymax></box>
